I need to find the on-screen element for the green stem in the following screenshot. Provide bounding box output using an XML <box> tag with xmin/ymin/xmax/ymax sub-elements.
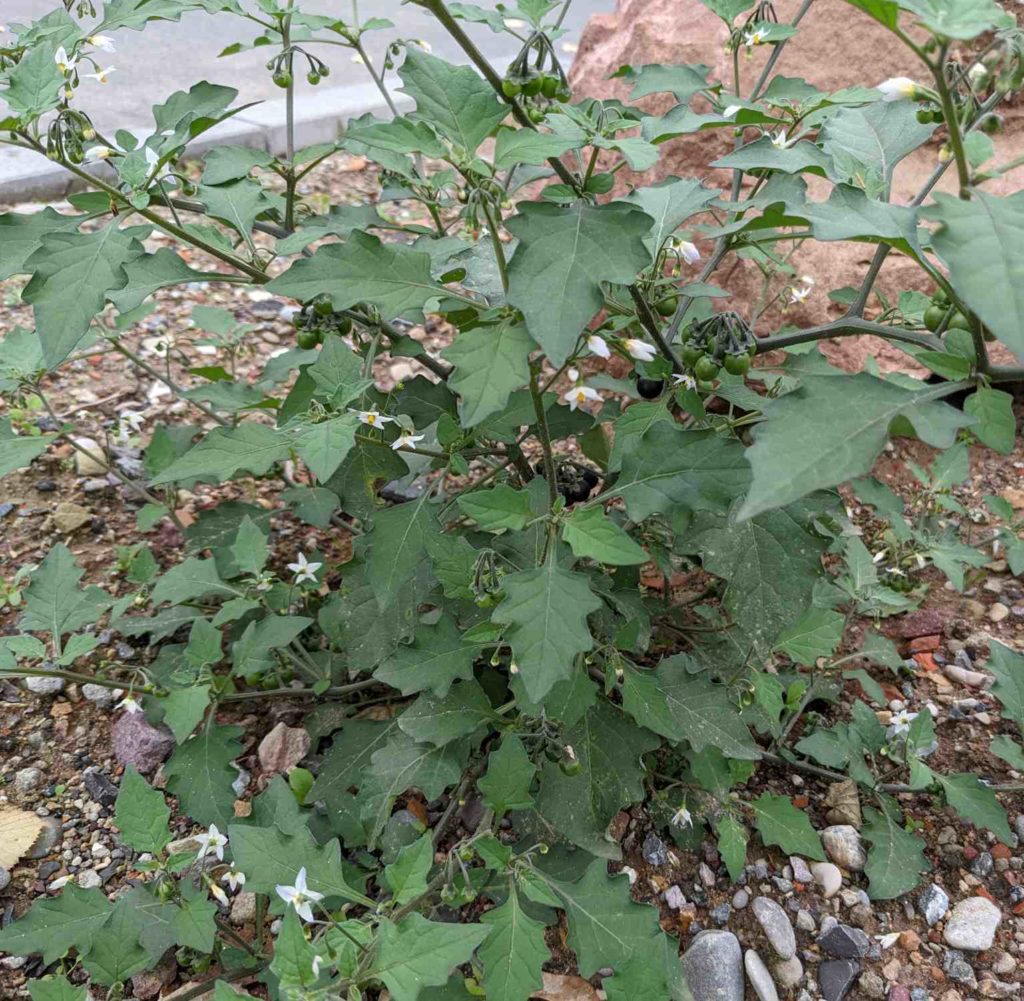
<box><xmin>219</xmin><ymin>678</ymin><xmax>379</xmax><ymax>702</ymax></box>
<box><xmin>753</xmin><ymin>317</ymin><xmax>940</xmax><ymax>353</ymax></box>
<box><xmin>933</xmin><ymin>46</ymin><xmax>971</xmax><ymax>199</ymax></box>
<box><xmin>528</xmin><ymin>367</ymin><xmax>558</xmax><ymax>515</ymax></box>
<box><xmin>481</xmin><ymin>200</ymin><xmax>510</xmax><ymax>294</ymax></box>
<box><xmin>1</xmin><ymin>666</ymin><xmax>160</xmax><ymax>695</ymax></box>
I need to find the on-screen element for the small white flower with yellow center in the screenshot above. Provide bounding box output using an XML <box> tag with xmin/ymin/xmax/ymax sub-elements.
<box><xmin>672</xmin><ymin>373</ymin><xmax>697</xmax><ymax>391</ymax></box>
<box><xmin>116</xmin><ymin>410</ymin><xmax>145</xmax><ymax>443</ymax></box>
<box><xmin>193</xmin><ymin>824</ymin><xmax>228</xmax><ymax>862</ymax></box>
<box><xmin>890</xmin><ymin>709</ymin><xmax>918</xmax><ymax>736</ymax></box>
<box><xmin>115</xmin><ymin>695</ymin><xmax>143</xmax><ymax>715</ymax></box>
<box><xmin>287</xmin><ymin>552</ymin><xmax>322</xmax><ymax>585</ymax></box>
<box><xmin>677</xmin><ymin>239</ymin><xmax>701</xmax><ymax>265</ymax></box>
<box><xmin>671</xmin><ymin>805</ymin><xmax>693</xmax><ymax>829</ymax></box>
<box><xmin>276</xmin><ymin>867</ymin><xmax>323</xmax><ymax>923</ymax></box>
<box><xmin>84</xmin><ymin>145</ymin><xmax>116</xmax><ymax>162</ymax></box>
<box><xmin>877</xmin><ymin>77</ymin><xmax>917</xmax><ymax>102</ymax></box>
<box><xmin>563</xmin><ymin>384</ymin><xmax>601</xmax><ymax>412</ymax></box>
<box><xmin>789</xmin><ymin>284</ymin><xmax>812</xmax><ymax>305</ymax></box>
<box><xmin>770</xmin><ymin>130</ymin><xmax>792</xmax><ymax>150</ymax></box>
<box><xmin>54</xmin><ymin>46</ymin><xmax>77</xmax><ymax>74</ymax></box>
<box><xmin>391</xmin><ymin>429</ymin><xmax>425</xmax><ymax>451</ymax></box>
<box><xmin>221</xmin><ymin>869</ymin><xmax>246</xmax><ymax>893</ymax></box>
<box><xmin>87</xmin><ymin>34</ymin><xmax>116</xmax><ymax>52</ymax></box>
<box><xmin>744</xmin><ymin>27</ymin><xmax>768</xmax><ymax>48</ymax></box>
<box><xmin>350</xmin><ymin>407</ymin><xmax>395</xmax><ymax>428</ymax></box>
<box><xmin>587</xmin><ymin>334</ymin><xmax>611</xmax><ymax>359</ymax></box>
<box><xmin>623</xmin><ymin>338</ymin><xmax>658</xmax><ymax>363</ymax></box>
<box><xmin>84</xmin><ymin>66</ymin><xmax>116</xmax><ymax>84</ymax></box>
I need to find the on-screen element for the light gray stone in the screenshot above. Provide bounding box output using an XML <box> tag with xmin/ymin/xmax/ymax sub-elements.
<box><xmin>0</xmin><ymin>866</ymin><xmax>10</xmax><ymax>892</ymax></box>
<box><xmin>14</xmin><ymin>767</ymin><xmax>42</xmax><ymax>794</ymax></box>
<box><xmin>24</xmin><ymin>675</ymin><xmax>64</xmax><ymax>695</ymax></box>
<box><xmin>943</xmin><ymin>897</ymin><xmax>1001</xmax><ymax>952</ymax></box>
<box><xmin>790</xmin><ymin>856</ymin><xmax>814</xmax><ymax>883</ymax></box>
<box><xmin>682</xmin><ymin>930</ymin><xmax>744</xmax><ymax>1001</ymax></box>
<box><xmin>230</xmin><ymin>891</ymin><xmax>257</xmax><ymax>925</ymax></box>
<box><xmin>27</xmin><ymin>816</ymin><xmax>61</xmax><ymax>858</ymax></box>
<box><xmin>745</xmin><ymin>949</ymin><xmax>779</xmax><ymax>1001</ymax></box>
<box><xmin>77</xmin><ymin>869</ymin><xmax>102</xmax><ymax>889</ymax></box>
<box><xmin>821</xmin><ymin>825</ymin><xmax>866</xmax><ymax>871</ymax></box>
<box><xmin>82</xmin><ymin>683</ymin><xmax>119</xmax><ymax>708</ymax></box>
<box><xmin>752</xmin><ymin>896</ymin><xmax>796</xmax><ymax>960</ymax></box>
<box><xmin>918</xmin><ymin>883</ymin><xmax>950</xmax><ymax>926</ymax></box>
<box><xmin>71</xmin><ymin>437</ymin><xmax>107</xmax><ymax>475</ymax></box>
<box><xmin>811</xmin><ymin>861</ymin><xmax>843</xmax><ymax>898</ymax></box>
<box><xmin>773</xmin><ymin>956</ymin><xmax>804</xmax><ymax>990</ymax></box>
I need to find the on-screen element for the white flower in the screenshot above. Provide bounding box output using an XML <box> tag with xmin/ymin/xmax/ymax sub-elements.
<box><xmin>877</xmin><ymin>76</ymin><xmax>917</xmax><ymax>102</ymax></box>
<box><xmin>193</xmin><ymin>824</ymin><xmax>228</xmax><ymax>862</ymax></box>
<box><xmin>311</xmin><ymin>955</ymin><xmax>324</xmax><ymax>978</ymax></box>
<box><xmin>567</xmin><ymin>367</ymin><xmax>580</xmax><ymax>383</ymax></box>
<box><xmin>221</xmin><ymin>869</ymin><xmax>246</xmax><ymax>893</ymax></box>
<box><xmin>210</xmin><ymin>883</ymin><xmax>229</xmax><ymax>907</ymax></box>
<box><xmin>287</xmin><ymin>552</ymin><xmax>322</xmax><ymax>585</ymax></box>
<box><xmin>890</xmin><ymin>709</ymin><xmax>918</xmax><ymax>736</ymax></box>
<box><xmin>116</xmin><ymin>410</ymin><xmax>145</xmax><ymax>443</ymax></box>
<box><xmin>677</xmin><ymin>240</ymin><xmax>701</xmax><ymax>265</ymax></box>
<box><xmin>504</xmin><ymin>17</ymin><xmax>526</xmax><ymax>28</ymax></box>
<box><xmin>413</xmin><ymin>39</ymin><xmax>432</xmax><ymax>53</ymax></box>
<box><xmin>84</xmin><ymin>145</ymin><xmax>116</xmax><ymax>162</ymax></box>
<box><xmin>623</xmin><ymin>338</ymin><xmax>657</xmax><ymax>362</ymax></box>
<box><xmin>672</xmin><ymin>373</ymin><xmax>697</xmax><ymax>391</ymax></box>
<box><xmin>671</xmin><ymin>805</ymin><xmax>693</xmax><ymax>829</ymax></box>
<box><xmin>789</xmin><ymin>285</ymin><xmax>812</xmax><ymax>305</ymax></box>
<box><xmin>770</xmin><ymin>130</ymin><xmax>792</xmax><ymax>150</ymax></box>
<box><xmin>115</xmin><ymin>695</ymin><xmax>143</xmax><ymax>714</ymax></box>
<box><xmin>349</xmin><ymin>407</ymin><xmax>395</xmax><ymax>428</ymax></box>
<box><xmin>563</xmin><ymin>385</ymin><xmax>601</xmax><ymax>411</ymax></box>
<box><xmin>799</xmin><ymin>275</ymin><xmax>816</xmax><ymax>287</ymax></box>
<box><xmin>744</xmin><ymin>27</ymin><xmax>768</xmax><ymax>47</ymax></box>
<box><xmin>276</xmin><ymin>867</ymin><xmax>324</xmax><ymax>923</ymax></box>
<box><xmin>54</xmin><ymin>46</ymin><xmax>76</xmax><ymax>74</ymax></box>
<box><xmin>872</xmin><ymin>549</ymin><xmax>887</xmax><ymax>564</ymax></box>
<box><xmin>144</xmin><ymin>147</ymin><xmax>171</xmax><ymax>180</ymax></box>
<box><xmin>587</xmin><ymin>334</ymin><xmax>611</xmax><ymax>359</ymax></box>
<box><xmin>391</xmin><ymin>430</ymin><xmax>425</xmax><ymax>451</ymax></box>
<box><xmin>84</xmin><ymin>66</ymin><xmax>116</xmax><ymax>84</ymax></box>
<box><xmin>87</xmin><ymin>34</ymin><xmax>116</xmax><ymax>52</ymax></box>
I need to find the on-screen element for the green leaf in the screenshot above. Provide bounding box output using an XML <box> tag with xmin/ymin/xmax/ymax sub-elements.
<box><xmin>383</xmin><ymin>835</ymin><xmax>435</xmax><ymax>906</ymax></box>
<box><xmin>820</xmin><ymin>102</ymin><xmax>934</xmax><ymax>196</ymax></box>
<box><xmin>716</xmin><ymin>814</ymin><xmax>749</xmax><ymax>881</ymax></box>
<box><xmin>29</xmin><ymin>976</ymin><xmax>88</xmax><ymax>1001</ymax></box>
<box><xmin>23</xmin><ymin>223</ymin><xmax>142</xmax><ymax>366</ymax></box>
<box><xmin>991</xmin><ymin>734</ymin><xmax>1024</xmax><ymax>771</ymax></box>
<box><xmin>493</xmin><ymin>122</ymin><xmax>586</xmax><ymax>169</ymax></box>
<box><xmin>115</xmin><ymin>766</ymin><xmax>171</xmax><ymax>853</ymax></box>
<box><xmin>924</xmin><ymin>191</ymin><xmax>1024</xmax><ymax>359</ymax></box>
<box><xmin>861</xmin><ymin>800</ymin><xmax>929</xmax><ymax>900</ymax></box>
<box><xmin>937</xmin><ymin>773</ymin><xmax>1013</xmax><ymax>844</ymax></box>
<box><xmin>19</xmin><ymin>543</ymin><xmax>110</xmax><ymax>647</ymax></box>
<box><xmin>505</xmin><ymin>201</ymin><xmax>654</xmax><ymax>365</ymax></box>
<box><xmin>151</xmin><ymin>556</ymin><xmax>236</xmax><ymax>606</ymax></box>
<box><xmin>398</xmin><ymin>680</ymin><xmax>494</xmax><ymax>747</ymax></box>
<box><xmin>549</xmin><ymin>859</ymin><xmax>666</xmax><ymax>979</ymax></box>
<box><xmin>491</xmin><ymin>559</ymin><xmax>602</xmax><ymax>702</ymax></box>
<box><xmin>2</xmin><ymin>41</ymin><xmax>64</xmax><ymax>119</ymax></box>
<box><xmin>698</xmin><ymin>0</ymin><xmax>756</xmax><ymax>22</ymax></box>
<box><xmin>310</xmin><ymin>718</ymin><xmax>400</xmax><ymax>814</ymax></box>
<box><xmin>739</xmin><ymin>372</ymin><xmax>970</xmax><ymax>520</ymax></box>
<box><xmin>612</xmin><ymin>425</ymin><xmax>750</xmax><ymax>521</ymax></box>
<box><xmin>365</xmin><ymin>500</ymin><xmax>437</xmax><ymax>608</ymax></box>
<box><xmin>270</xmin><ymin>908</ymin><xmax>320</xmax><ymax>991</ymax></box>
<box><xmin>563</xmin><ymin>506</ymin><xmax>648</xmax><ymax>566</ymax></box>
<box><xmin>457</xmin><ymin>485</ymin><xmax>535</xmax><ymax>533</ymax></box>
<box><xmin>369</xmin><ymin>913</ymin><xmax>491</xmax><ymax>1001</ymax></box>
<box><xmin>444</xmin><ymin>320</ymin><xmax>533</xmax><ymax>426</ymax></box>
<box><xmin>0</xmin><ymin>209</ymin><xmax>85</xmax><ymax>282</ymax></box>
<box><xmin>163</xmin><ymin>724</ymin><xmax>244</xmax><ymax>828</ymax></box>
<box><xmin>897</xmin><ymin>0</ymin><xmax>1013</xmax><ymax>40</ymax></box>
<box><xmin>228</xmin><ymin>823</ymin><xmax>372</xmax><ymax>906</ymax></box>
<box><xmin>80</xmin><ymin>896</ymin><xmax>151</xmax><ymax>985</ymax></box>
<box><xmin>712</xmin><ymin>137</ymin><xmax>832</xmax><ymax>175</ymax></box>
<box><xmin>202</xmin><ymin>144</ymin><xmax>275</xmax><ymax>185</ymax></box>
<box><xmin>185</xmin><ymin>617</ymin><xmax>222</xmax><ymax>670</ymax></box>
<box><xmin>988</xmin><ymin>641</ymin><xmax>1024</xmax><ymax>733</ymax></box>
<box><xmin>150</xmin><ymin>424</ymin><xmax>291</xmax><ymax>484</ymax></box>
<box><xmin>620</xmin><ymin>661</ymin><xmax>759</xmax><ymax>759</ymax></box>
<box><xmin>0</xmin><ymin>420</ymin><xmax>54</xmax><ymax>478</ymax></box>
<box><xmin>625</xmin><ymin>175</ymin><xmax>718</xmax><ymax>257</ymax></box>
<box><xmin>750</xmin><ymin>794</ymin><xmax>826</xmax><ymax>860</ymax></box>
<box><xmin>268</xmin><ymin>230</ymin><xmax>450</xmax><ymax>322</ymax></box>
<box><xmin>373</xmin><ymin>614</ymin><xmax>478</xmax><ymax>697</ymax></box>
<box><xmin>0</xmin><ymin>885</ymin><xmax>113</xmax><ymax>964</ymax></box>
<box><xmin>399</xmin><ymin>48</ymin><xmax>506</xmax><ymax>152</ymax></box>
<box><xmin>231</xmin><ymin>614</ymin><xmax>312</xmax><ymax>680</ymax></box>
<box><xmin>964</xmin><ymin>388</ymin><xmax>1016</xmax><ymax>454</ymax></box>
<box><xmin>295</xmin><ymin>415</ymin><xmax>360</xmax><ymax>482</ymax></box>
<box><xmin>173</xmin><ymin>882</ymin><xmax>218</xmax><ymax>953</ymax></box>
<box><xmin>479</xmin><ymin>887</ymin><xmax>548</xmax><ymax>1001</ymax></box>
<box><xmin>534</xmin><ymin>701</ymin><xmax>659</xmax><ymax>858</ymax></box>
<box><xmin>109</xmin><ymin>248</ymin><xmax>228</xmax><ymax>313</ymax></box>
<box><xmin>198</xmin><ymin>179</ymin><xmax>277</xmax><ymax>238</ymax></box>
<box><xmin>307</xmin><ymin>337</ymin><xmax>373</xmax><ymax>406</ymax></box>
<box><xmin>775</xmin><ymin>607</ymin><xmax>845</xmax><ymax>663</ymax></box>
<box><xmin>478</xmin><ymin>735</ymin><xmax>537</xmax><ymax>816</ymax></box>
<box><xmin>231</xmin><ymin>515</ymin><xmax>269</xmax><ymax>577</ymax></box>
<box><xmin>163</xmin><ymin>685</ymin><xmax>212</xmax><ymax>743</ymax></box>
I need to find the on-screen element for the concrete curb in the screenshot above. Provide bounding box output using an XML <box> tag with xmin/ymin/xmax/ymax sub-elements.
<box><xmin>0</xmin><ymin>78</ymin><xmax>413</xmax><ymax>205</ymax></box>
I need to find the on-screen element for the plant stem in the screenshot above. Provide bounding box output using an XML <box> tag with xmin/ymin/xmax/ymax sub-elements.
<box><xmin>1</xmin><ymin>666</ymin><xmax>159</xmax><ymax>694</ymax></box>
<box><xmin>629</xmin><ymin>285</ymin><xmax>683</xmax><ymax>371</ymax></box>
<box><xmin>282</xmin><ymin>2</ymin><xmax>298</xmax><ymax>231</ymax></box>
<box><xmin>933</xmin><ymin>46</ymin><xmax>971</xmax><ymax>199</ymax></box>
<box><xmin>754</xmin><ymin>316</ymin><xmax>939</xmax><ymax>353</ymax></box>
<box><xmin>481</xmin><ymin>200</ymin><xmax>510</xmax><ymax>294</ymax></box>
<box><xmin>529</xmin><ymin>367</ymin><xmax>558</xmax><ymax>514</ymax></box>
<box><xmin>219</xmin><ymin>678</ymin><xmax>379</xmax><ymax>702</ymax></box>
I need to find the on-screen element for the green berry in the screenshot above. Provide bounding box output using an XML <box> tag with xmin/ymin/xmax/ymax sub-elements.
<box><xmin>502</xmin><ymin>78</ymin><xmax>521</xmax><ymax>98</ymax></box>
<box><xmin>273</xmin><ymin>70</ymin><xmax>292</xmax><ymax>88</ymax></box>
<box><xmin>923</xmin><ymin>305</ymin><xmax>946</xmax><ymax>333</ymax></box>
<box><xmin>655</xmin><ymin>294</ymin><xmax>678</xmax><ymax>317</ymax></box>
<box><xmin>948</xmin><ymin>311</ymin><xmax>971</xmax><ymax>332</ymax></box>
<box><xmin>523</xmin><ymin>74</ymin><xmax>543</xmax><ymax>97</ymax></box>
<box><xmin>541</xmin><ymin>74</ymin><xmax>560</xmax><ymax>99</ymax></box>
<box><xmin>296</xmin><ymin>327</ymin><xmax>322</xmax><ymax>349</ymax></box>
<box><xmin>694</xmin><ymin>355</ymin><xmax>720</xmax><ymax>381</ymax></box>
<box><xmin>681</xmin><ymin>343</ymin><xmax>704</xmax><ymax>367</ymax></box>
<box><xmin>723</xmin><ymin>352</ymin><xmax>751</xmax><ymax>376</ymax></box>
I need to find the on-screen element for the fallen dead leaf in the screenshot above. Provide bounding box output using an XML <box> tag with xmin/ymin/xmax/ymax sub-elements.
<box><xmin>0</xmin><ymin>807</ymin><xmax>46</xmax><ymax>869</ymax></box>
<box><xmin>532</xmin><ymin>973</ymin><xmax>601</xmax><ymax>1001</ymax></box>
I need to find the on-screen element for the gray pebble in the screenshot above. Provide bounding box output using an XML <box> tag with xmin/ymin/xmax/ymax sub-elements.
<box><xmin>753</xmin><ymin>896</ymin><xmax>797</xmax><ymax>960</ymax></box>
<box><xmin>732</xmin><ymin>889</ymin><xmax>750</xmax><ymax>910</ymax></box>
<box><xmin>14</xmin><ymin>767</ymin><xmax>42</xmax><ymax>794</ymax></box>
<box><xmin>942</xmin><ymin>949</ymin><xmax>977</xmax><ymax>986</ymax></box>
<box><xmin>818</xmin><ymin>959</ymin><xmax>860</xmax><ymax>1001</ymax></box>
<box><xmin>917</xmin><ymin>883</ymin><xmax>949</xmax><ymax>926</ymax></box>
<box><xmin>819</xmin><ymin>923</ymin><xmax>870</xmax><ymax>959</ymax></box>
<box><xmin>682</xmin><ymin>930</ymin><xmax>744</xmax><ymax>1001</ymax></box>
<box><xmin>24</xmin><ymin>675</ymin><xmax>65</xmax><ymax>695</ymax></box>
<box><xmin>642</xmin><ymin>832</ymin><xmax>668</xmax><ymax>867</ymax></box>
<box><xmin>744</xmin><ymin>949</ymin><xmax>779</xmax><ymax>1001</ymax></box>
<box><xmin>0</xmin><ymin>866</ymin><xmax>10</xmax><ymax>892</ymax></box>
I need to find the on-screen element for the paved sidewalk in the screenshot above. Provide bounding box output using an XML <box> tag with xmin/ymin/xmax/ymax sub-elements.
<box><xmin>1</xmin><ymin>1</ymin><xmax>607</xmax><ymax>202</ymax></box>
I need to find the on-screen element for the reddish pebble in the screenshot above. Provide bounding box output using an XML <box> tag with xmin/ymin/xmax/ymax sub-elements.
<box><xmin>909</xmin><ymin>634</ymin><xmax>941</xmax><ymax>653</ymax></box>
<box><xmin>992</xmin><ymin>843</ymin><xmax>1012</xmax><ymax>860</ymax></box>
<box><xmin>888</xmin><ymin>988</ymin><xmax>912</xmax><ymax>1001</ymax></box>
<box><xmin>792</xmin><ymin>795</ymin><xmax>809</xmax><ymax>809</ymax></box>
<box><xmin>964</xmin><ymin>844</ymin><xmax>978</xmax><ymax>861</ymax></box>
<box><xmin>1013</xmin><ymin>901</ymin><xmax>1024</xmax><ymax>916</ymax></box>
<box><xmin>977</xmin><ymin>887</ymin><xmax>998</xmax><ymax>904</ymax></box>
<box><xmin>914</xmin><ymin>652</ymin><xmax>939</xmax><ymax>672</ymax></box>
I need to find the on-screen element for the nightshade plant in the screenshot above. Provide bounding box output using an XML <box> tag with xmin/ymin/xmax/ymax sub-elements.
<box><xmin>1</xmin><ymin>0</ymin><xmax>1024</xmax><ymax>998</ymax></box>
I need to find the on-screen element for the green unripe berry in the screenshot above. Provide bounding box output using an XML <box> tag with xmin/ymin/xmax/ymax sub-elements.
<box><xmin>723</xmin><ymin>352</ymin><xmax>751</xmax><ymax>376</ymax></box>
<box><xmin>541</xmin><ymin>74</ymin><xmax>560</xmax><ymax>99</ymax></box>
<box><xmin>680</xmin><ymin>343</ymin><xmax>704</xmax><ymax>367</ymax></box>
<box><xmin>923</xmin><ymin>305</ymin><xmax>946</xmax><ymax>333</ymax></box>
<box><xmin>273</xmin><ymin>70</ymin><xmax>293</xmax><ymax>88</ymax></box>
<box><xmin>307</xmin><ymin>71</ymin><xmax>321</xmax><ymax>85</ymax></box>
<box><xmin>694</xmin><ymin>355</ymin><xmax>720</xmax><ymax>381</ymax></box>
<box><xmin>296</xmin><ymin>327</ymin><xmax>322</xmax><ymax>349</ymax></box>
<box><xmin>523</xmin><ymin>74</ymin><xmax>543</xmax><ymax>97</ymax></box>
<box><xmin>655</xmin><ymin>294</ymin><xmax>678</xmax><ymax>317</ymax></box>
<box><xmin>502</xmin><ymin>78</ymin><xmax>521</xmax><ymax>98</ymax></box>
<box><xmin>947</xmin><ymin>311</ymin><xmax>971</xmax><ymax>332</ymax></box>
